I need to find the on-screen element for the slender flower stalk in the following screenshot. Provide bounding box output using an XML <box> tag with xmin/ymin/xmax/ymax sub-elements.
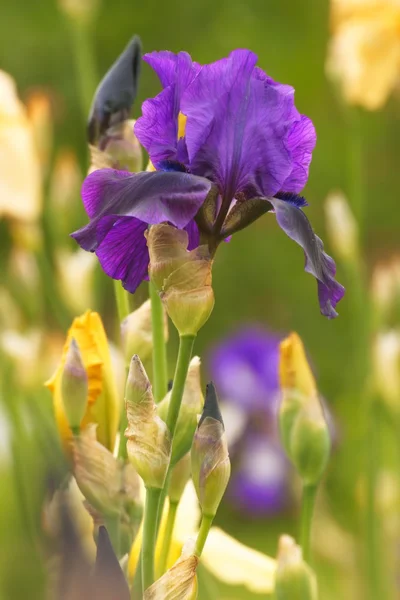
<box><xmin>194</xmin><ymin>514</ymin><xmax>214</xmax><ymax>557</ymax></box>
<box><xmin>142</xmin><ymin>487</ymin><xmax>163</xmax><ymax>591</ymax></box>
<box><xmin>149</xmin><ymin>281</ymin><xmax>168</xmax><ymax>402</ymax></box>
<box><xmin>299</xmin><ymin>485</ymin><xmax>318</xmax><ymax>564</ymax></box>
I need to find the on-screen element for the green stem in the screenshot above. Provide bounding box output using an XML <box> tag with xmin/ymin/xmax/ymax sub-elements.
<box><xmin>300</xmin><ymin>484</ymin><xmax>318</xmax><ymax>564</ymax></box>
<box><xmin>165</xmin><ymin>335</ymin><xmax>196</xmax><ymax>435</ymax></box>
<box><xmin>104</xmin><ymin>513</ymin><xmax>121</xmax><ymax>559</ymax></box>
<box><xmin>69</xmin><ymin>20</ymin><xmax>98</xmax><ymax>116</ymax></box>
<box><xmin>142</xmin><ymin>487</ymin><xmax>162</xmax><ymax>593</ymax></box>
<box><xmin>157</xmin><ymin>500</ymin><xmax>178</xmax><ymax>577</ymax></box>
<box><xmin>366</xmin><ymin>395</ymin><xmax>382</xmax><ymax>600</ymax></box>
<box><xmin>114</xmin><ymin>279</ymin><xmax>131</xmax><ymax>323</ymax></box>
<box><xmin>149</xmin><ymin>282</ymin><xmax>168</xmax><ymax>402</ymax></box>
<box><xmin>195</xmin><ymin>514</ymin><xmax>214</xmax><ymax>557</ymax></box>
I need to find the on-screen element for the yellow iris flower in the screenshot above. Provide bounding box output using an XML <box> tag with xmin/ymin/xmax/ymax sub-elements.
<box><xmin>128</xmin><ymin>482</ymin><xmax>276</xmax><ymax>594</ymax></box>
<box><xmin>46</xmin><ymin>310</ymin><xmax>120</xmax><ymax>452</ymax></box>
<box><xmin>327</xmin><ymin>0</ymin><xmax>400</xmax><ymax>109</ymax></box>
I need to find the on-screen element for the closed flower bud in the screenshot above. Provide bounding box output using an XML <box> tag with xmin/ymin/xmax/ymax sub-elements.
<box><xmin>144</xmin><ymin>540</ymin><xmax>199</xmax><ymax>600</ymax></box>
<box><xmin>279</xmin><ymin>333</ymin><xmax>330</xmax><ymax>486</ymax></box>
<box><xmin>121</xmin><ymin>299</ymin><xmax>168</xmax><ymax>365</ymax></box>
<box><xmin>73</xmin><ymin>424</ymin><xmax>141</xmax><ymax>517</ymax></box>
<box><xmin>191</xmin><ymin>382</ymin><xmax>230</xmax><ymax>517</ymax></box>
<box><xmin>275</xmin><ymin>535</ymin><xmax>318</xmax><ymax>600</ymax></box>
<box><xmin>61</xmin><ymin>339</ymin><xmax>88</xmax><ymax>433</ymax></box>
<box><xmin>325</xmin><ymin>191</ymin><xmax>358</xmax><ymax>263</ymax></box>
<box><xmin>147</xmin><ymin>224</ymin><xmax>214</xmax><ymax>337</ymax></box>
<box><xmin>125</xmin><ymin>355</ymin><xmax>171</xmax><ymax>489</ymax></box>
<box><xmin>169</xmin><ymin>454</ymin><xmax>192</xmax><ymax>504</ymax></box>
<box><xmin>158</xmin><ymin>356</ymin><xmax>204</xmax><ymax>465</ymax></box>
<box><xmin>88</xmin><ymin>36</ymin><xmax>141</xmax><ymax>146</ymax></box>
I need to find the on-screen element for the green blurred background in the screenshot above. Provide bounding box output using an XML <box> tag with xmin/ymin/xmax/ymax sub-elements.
<box><xmin>1</xmin><ymin>0</ymin><xmax>399</xmax><ymax>598</ymax></box>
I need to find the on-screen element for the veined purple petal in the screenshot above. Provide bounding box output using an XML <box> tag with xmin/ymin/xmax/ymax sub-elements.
<box><xmin>134</xmin><ymin>87</ymin><xmax>179</xmax><ymax>163</ymax></box>
<box><xmin>270</xmin><ymin>197</ymin><xmax>345</xmax><ymax>318</ymax></box>
<box><xmin>182</xmin><ymin>49</ymin><xmax>296</xmax><ymax>200</ymax></box>
<box><xmin>281</xmin><ymin>115</ymin><xmax>316</xmax><ymax>194</ymax></box>
<box><xmin>73</xmin><ymin>169</ymin><xmax>211</xmax><ymax>250</ymax></box>
<box><xmin>184</xmin><ymin>219</ymin><xmax>200</xmax><ymax>250</ymax></box>
<box><xmin>135</xmin><ymin>51</ymin><xmax>200</xmax><ymax>164</ymax></box>
<box><xmin>95</xmin><ymin>216</ymin><xmax>149</xmax><ymax>293</ymax></box>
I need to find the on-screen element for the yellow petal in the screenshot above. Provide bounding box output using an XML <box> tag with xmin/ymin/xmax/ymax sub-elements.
<box><xmin>46</xmin><ymin>311</ymin><xmax>119</xmax><ymax>451</ymax></box>
<box><xmin>0</xmin><ymin>71</ymin><xmax>41</xmax><ymax>221</ymax></box>
<box><xmin>202</xmin><ymin>527</ymin><xmax>276</xmax><ymax>593</ymax></box>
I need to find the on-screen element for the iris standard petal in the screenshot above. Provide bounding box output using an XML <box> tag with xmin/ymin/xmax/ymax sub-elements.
<box><xmin>182</xmin><ymin>49</ymin><xmax>295</xmax><ymax>200</ymax></box>
<box><xmin>95</xmin><ymin>216</ymin><xmax>149</xmax><ymax>293</ymax></box>
<box><xmin>135</xmin><ymin>51</ymin><xmax>200</xmax><ymax>164</ymax></box>
<box><xmin>280</xmin><ymin>115</ymin><xmax>316</xmax><ymax>193</ymax></box>
<box><xmin>270</xmin><ymin>197</ymin><xmax>345</xmax><ymax>318</ymax></box>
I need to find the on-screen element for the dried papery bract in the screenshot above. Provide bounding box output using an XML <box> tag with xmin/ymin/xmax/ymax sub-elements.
<box><xmin>121</xmin><ymin>299</ymin><xmax>168</xmax><ymax>365</ymax></box>
<box><xmin>191</xmin><ymin>382</ymin><xmax>231</xmax><ymax>517</ymax></box>
<box><xmin>61</xmin><ymin>338</ymin><xmax>88</xmax><ymax>434</ymax></box>
<box><xmin>279</xmin><ymin>333</ymin><xmax>330</xmax><ymax>486</ymax></box>
<box><xmin>157</xmin><ymin>356</ymin><xmax>204</xmax><ymax>465</ymax></box>
<box><xmin>125</xmin><ymin>355</ymin><xmax>171</xmax><ymax>489</ymax></box>
<box><xmin>89</xmin><ymin>120</ymin><xmax>142</xmax><ymax>174</ymax></box>
<box><xmin>72</xmin><ymin>424</ymin><xmax>140</xmax><ymax>517</ymax></box>
<box><xmin>147</xmin><ymin>224</ymin><xmax>215</xmax><ymax>337</ymax></box>
<box><xmin>275</xmin><ymin>535</ymin><xmax>318</xmax><ymax>600</ymax></box>
<box><xmin>144</xmin><ymin>542</ymin><xmax>199</xmax><ymax>600</ymax></box>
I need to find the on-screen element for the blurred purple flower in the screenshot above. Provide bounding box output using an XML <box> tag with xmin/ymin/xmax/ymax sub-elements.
<box><xmin>210</xmin><ymin>327</ymin><xmax>291</xmax><ymax>516</ymax></box>
<box><xmin>72</xmin><ymin>48</ymin><xmax>344</xmax><ymax>316</ymax></box>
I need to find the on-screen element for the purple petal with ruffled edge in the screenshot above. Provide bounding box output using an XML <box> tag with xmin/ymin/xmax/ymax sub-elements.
<box><xmin>71</xmin><ymin>168</ymin><xmax>211</xmax><ymax>251</ymax></box>
<box><xmin>229</xmin><ymin>435</ymin><xmax>290</xmax><ymax>515</ymax></box>
<box><xmin>182</xmin><ymin>49</ymin><xmax>301</xmax><ymax>199</ymax></box>
<box><xmin>94</xmin><ymin>216</ymin><xmax>149</xmax><ymax>293</ymax></box>
<box><xmin>210</xmin><ymin>328</ymin><xmax>281</xmax><ymax>413</ymax></box>
<box><xmin>269</xmin><ymin>197</ymin><xmax>345</xmax><ymax>318</ymax></box>
<box><xmin>135</xmin><ymin>51</ymin><xmax>200</xmax><ymax>165</ymax></box>
<box><xmin>281</xmin><ymin>115</ymin><xmax>316</xmax><ymax>193</ymax></box>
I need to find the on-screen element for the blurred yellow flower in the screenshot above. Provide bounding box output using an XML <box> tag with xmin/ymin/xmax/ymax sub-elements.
<box><xmin>327</xmin><ymin>0</ymin><xmax>400</xmax><ymax>109</ymax></box>
<box><xmin>128</xmin><ymin>482</ymin><xmax>276</xmax><ymax>594</ymax></box>
<box><xmin>0</xmin><ymin>70</ymin><xmax>41</xmax><ymax>220</ymax></box>
<box><xmin>46</xmin><ymin>310</ymin><xmax>120</xmax><ymax>452</ymax></box>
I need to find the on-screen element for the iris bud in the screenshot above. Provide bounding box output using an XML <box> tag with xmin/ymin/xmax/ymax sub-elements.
<box><xmin>275</xmin><ymin>535</ymin><xmax>318</xmax><ymax>600</ymax></box>
<box><xmin>88</xmin><ymin>36</ymin><xmax>141</xmax><ymax>146</ymax></box>
<box><xmin>61</xmin><ymin>338</ymin><xmax>88</xmax><ymax>434</ymax></box>
<box><xmin>144</xmin><ymin>540</ymin><xmax>198</xmax><ymax>600</ymax></box>
<box><xmin>121</xmin><ymin>299</ymin><xmax>168</xmax><ymax>365</ymax></box>
<box><xmin>73</xmin><ymin>424</ymin><xmax>141</xmax><ymax>518</ymax></box>
<box><xmin>279</xmin><ymin>333</ymin><xmax>330</xmax><ymax>486</ymax></box>
<box><xmin>168</xmin><ymin>453</ymin><xmax>192</xmax><ymax>504</ymax></box>
<box><xmin>147</xmin><ymin>224</ymin><xmax>214</xmax><ymax>337</ymax></box>
<box><xmin>191</xmin><ymin>382</ymin><xmax>230</xmax><ymax>518</ymax></box>
<box><xmin>125</xmin><ymin>355</ymin><xmax>171</xmax><ymax>489</ymax></box>
<box><xmin>157</xmin><ymin>356</ymin><xmax>204</xmax><ymax>465</ymax></box>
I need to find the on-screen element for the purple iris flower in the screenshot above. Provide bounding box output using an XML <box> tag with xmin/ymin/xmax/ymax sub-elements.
<box><xmin>209</xmin><ymin>327</ymin><xmax>291</xmax><ymax>516</ymax></box>
<box><xmin>72</xmin><ymin>48</ymin><xmax>344</xmax><ymax>317</ymax></box>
